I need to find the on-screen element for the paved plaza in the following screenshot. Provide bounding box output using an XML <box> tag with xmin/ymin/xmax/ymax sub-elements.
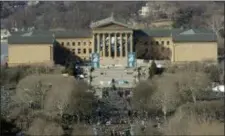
<box><xmin>84</xmin><ymin>66</ymin><xmax>149</xmax><ymax>88</ymax></box>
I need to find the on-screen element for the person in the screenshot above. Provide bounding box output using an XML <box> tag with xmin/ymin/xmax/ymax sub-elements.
<box><xmin>16</xmin><ymin>131</ymin><xmax>24</xmax><ymax>136</ymax></box>
<box><xmin>106</xmin><ymin>119</ymin><xmax>111</xmax><ymax>126</ymax></box>
<box><xmin>110</xmin><ymin>130</ymin><xmax>114</xmax><ymax>136</ymax></box>
<box><xmin>93</xmin><ymin>126</ymin><xmax>98</xmax><ymax>136</ymax></box>
<box><xmin>128</xmin><ymin>110</ymin><xmax>132</xmax><ymax>117</ymax></box>
<box><xmin>156</xmin><ymin>116</ymin><xmax>161</xmax><ymax>128</ymax></box>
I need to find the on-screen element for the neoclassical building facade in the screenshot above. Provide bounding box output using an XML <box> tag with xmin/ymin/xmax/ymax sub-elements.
<box><xmin>90</xmin><ymin>16</ymin><xmax>134</xmax><ymax>66</ymax></box>
<box><xmin>7</xmin><ymin>15</ymin><xmax>218</xmax><ymax>67</ymax></box>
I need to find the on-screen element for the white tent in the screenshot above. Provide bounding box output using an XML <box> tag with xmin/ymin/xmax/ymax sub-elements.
<box><xmin>79</xmin><ymin>74</ymin><xmax>84</xmax><ymax>79</ymax></box>
<box><xmin>212</xmin><ymin>85</ymin><xmax>224</xmax><ymax>92</ymax></box>
<box><xmin>99</xmin><ymin>81</ymin><xmax>104</xmax><ymax>85</ymax></box>
<box><xmin>156</xmin><ymin>64</ymin><xmax>162</xmax><ymax>68</ymax></box>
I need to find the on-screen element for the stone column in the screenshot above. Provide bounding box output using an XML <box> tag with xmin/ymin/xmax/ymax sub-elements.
<box><xmin>130</xmin><ymin>33</ymin><xmax>133</xmax><ymax>53</ymax></box>
<box><xmin>97</xmin><ymin>33</ymin><xmax>100</xmax><ymax>54</ymax></box>
<box><xmin>120</xmin><ymin>33</ymin><xmax>123</xmax><ymax>57</ymax></box>
<box><xmin>125</xmin><ymin>33</ymin><xmax>128</xmax><ymax>57</ymax></box>
<box><xmin>114</xmin><ymin>33</ymin><xmax>117</xmax><ymax>58</ymax></box>
<box><xmin>109</xmin><ymin>33</ymin><xmax>111</xmax><ymax>57</ymax></box>
<box><xmin>102</xmin><ymin>33</ymin><xmax>105</xmax><ymax>57</ymax></box>
<box><xmin>92</xmin><ymin>33</ymin><xmax>96</xmax><ymax>53</ymax></box>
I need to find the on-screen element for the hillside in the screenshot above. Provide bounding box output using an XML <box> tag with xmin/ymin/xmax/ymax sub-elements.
<box><xmin>1</xmin><ymin>2</ymin><xmax>224</xmax><ymax>31</ymax></box>
<box><xmin>1</xmin><ymin>1</ymin><xmax>224</xmax><ymax>46</ymax></box>
<box><xmin>1</xmin><ymin>1</ymin><xmax>145</xmax><ymax>30</ymax></box>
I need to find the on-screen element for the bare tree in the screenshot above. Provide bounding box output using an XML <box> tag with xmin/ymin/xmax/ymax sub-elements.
<box><xmin>26</xmin><ymin>117</ymin><xmax>64</xmax><ymax>136</ymax></box>
<box><xmin>163</xmin><ymin>101</ymin><xmax>224</xmax><ymax>135</ymax></box>
<box><xmin>175</xmin><ymin>71</ymin><xmax>211</xmax><ymax>103</ymax></box>
<box><xmin>151</xmin><ymin>74</ymin><xmax>182</xmax><ymax>121</ymax></box>
<box><xmin>67</xmin><ymin>81</ymin><xmax>98</xmax><ymax>123</ymax></box>
<box><xmin>16</xmin><ymin>80</ymin><xmax>51</xmax><ymax>111</ymax></box>
<box><xmin>209</xmin><ymin>15</ymin><xmax>224</xmax><ymax>47</ymax></box>
<box><xmin>131</xmin><ymin>81</ymin><xmax>157</xmax><ymax>118</ymax></box>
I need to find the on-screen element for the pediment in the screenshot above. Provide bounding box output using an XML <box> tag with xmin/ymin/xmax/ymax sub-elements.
<box><xmin>90</xmin><ymin>16</ymin><xmax>132</xmax><ymax>30</ymax></box>
<box><xmin>96</xmin><ymin>22</ymin><xmax>131</xmax><ymax>30</ymax></box>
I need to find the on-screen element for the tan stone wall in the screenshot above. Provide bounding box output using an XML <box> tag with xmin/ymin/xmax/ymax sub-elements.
<box><xmin>8</xmin><ymin>44</ymin><xmax>53</xmax><ymax>66</ymax></box>
<box><xmin>174</xmin><ymin>42</ymin><xmax>218</xmax><ymax>62</ymax></box>
<box><xmin>56</xmin><ymin>38</ymin><xmax>92</xmax><ymax>60</ymax></box>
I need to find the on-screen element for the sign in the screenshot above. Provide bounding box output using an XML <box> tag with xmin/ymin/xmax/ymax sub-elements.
<box><xmin>127</xmin><ymin>52</ymin><xmax>136</xmax><ymax>68</ymax></box>
<box><xmin>91</xmin><ymin>53</ymin><xmax>100</xmax><ymax>68</ymax></box>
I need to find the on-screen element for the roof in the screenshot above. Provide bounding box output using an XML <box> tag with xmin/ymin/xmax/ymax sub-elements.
<box><xmin>180</xmin><ymin>29</ymin><xmax>196</xmax><ymax>35</ymax></box>
<box><xmin>173</xmin><ymin>28</ymin><xmax>214</xmax><ymax>35</ymax></box>
<box><xmin>31</xmin><ymin>30</ymin><xmax>92</xmax><ymax>38</ymax></box>
<box><xmin>141</xmin><ymin>28</ymin><xmax>172</xmax><ymax>37</ymax></box>
<box><xmin>8</xmin><ymin>35</ymin><xmax>53</xmax><ymax>44</ymax></box>
<box><xmin>54</xmin><ymin>30</ymin><xmax>92</xmax><ymax>38</ymax></box>
<box><xmin>136</xmin><ymin>28</ymin><xmax>217</xmax><ymax>42</ymax></box>
<box><xmin>173</xmin><ymin>33</ymin><xmax>217</xmax><ymax>42</ymax></box>
<box><xmin>90</xmin><ymin>14</ymin><xmax>132</xmax><ymax>29</ymax></box>
<box><xmin>172</xmin><ymin>29</ymin><xmax>216</xmax><ymax>42</ymax></box>
<box><xmin>8</xmin><ymin>28</ymin><xmax>217</xmax><ymax>44</ymax></box>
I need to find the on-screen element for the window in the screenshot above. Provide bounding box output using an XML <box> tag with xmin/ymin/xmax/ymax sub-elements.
<box><xmin>89</xmin><ymin>42</ymin><xmax>92</xmax><ymax>45</ymax></box>
<box><xmin>72</xmin><ymin>49</ymin><xmax>75</xmax><ymax>54</ymax></box>
<box><xmin>78</xmin><ymin>49</ymin><xmax>81</xmax><ymax>54</ymax></box>
<box><xmin>84</xmin><ymin>42</ymin><xmax>86</xmax><ymax>46</ymax></box>
<box><xmin>167</xmin><ymin>41</ymin><xmax>170</xmax><ymax>45</ymax></box>
<box><xmin>72</xmin><ymin>42</ymin><xmax>75</xmax><ymax>46</ymax></box>
<box><xmin>156</xmin><ymin>41</ymin><xmax>159</xmax><ymax>45</ymax></box>
<box><xmin>78</xmin><ymin>42</ymin><xmax>81</xmax><ymax>46</ymax></box>
<box><xmin>161</xmin><ymin>41</ymin><xmax>164</xmax><ymax>45</ymax></box>
<box><xmin>89</xmin><ymin>48</ymin><xmax>92</xmax><ymax>54</ymax></box>
<box><xmin>67</xmin><ymin>42</ymin><xmax>70</xmax><ymax>46</ymax></box>
<box><xmin>150</xmin><ymin>41</ymin><xmax>154</xmax><ymax>45</ymax></box>
<box><xmin>83</xmin><ymin>49</ymin><xmax>86</xmax><ymax>54</ymax></box>
<box><xmin>61</xmin><ymin>42</ymin><xmax>64</xmax><ymax>46</ymax></box>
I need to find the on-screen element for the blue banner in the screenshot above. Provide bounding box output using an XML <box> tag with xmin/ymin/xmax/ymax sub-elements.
<box><xmin>91</xmin><ymin>53</ymin><xmax>100</xmax><ymax>68</ymax></box>
<box><xmin>127</xmin><ymin>52</ymin><xmax>136</xmax><ymax>68</ymax></box>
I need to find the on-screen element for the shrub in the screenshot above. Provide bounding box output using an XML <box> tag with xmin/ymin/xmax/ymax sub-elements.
<box><xmin>148</xmin><ymin>60</ymin><xmax>157</xmax><ymax>79</ymax></box>
<box><xmin>204</xmin><ymin>64</ymin><xmax>221</xmax><ymax>83</ymax></box>
<box><xmin>65</xmin><ymin>62</ymin><xmax>75</xmax><ymax>75</ymax></box>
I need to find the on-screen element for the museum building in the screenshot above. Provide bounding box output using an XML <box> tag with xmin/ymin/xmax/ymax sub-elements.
<box><xmin>7</xmin><ymin>15</ymin><xmax>218</xmax><ymax>67</ymax></box>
